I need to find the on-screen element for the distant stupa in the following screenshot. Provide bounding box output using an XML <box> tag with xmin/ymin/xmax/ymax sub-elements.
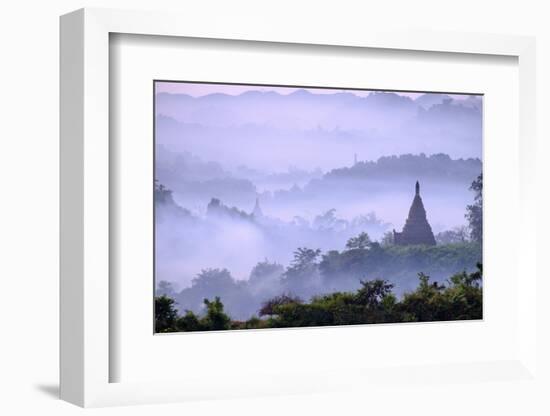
<box><xmin>393</xmin><ymin>181</ymin><xmax>436</xmax><ymax>246</ymax></box>
<box><xmin>252</xmin><ymin>196</ymin><xmax>263</xmax><ymax>218</ymax></box>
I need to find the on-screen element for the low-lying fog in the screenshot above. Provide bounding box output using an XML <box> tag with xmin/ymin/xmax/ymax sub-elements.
<box><xmin>154</xmin><ymin>86</ymin><xmax>483</xmax><ymax>318</ymax></box>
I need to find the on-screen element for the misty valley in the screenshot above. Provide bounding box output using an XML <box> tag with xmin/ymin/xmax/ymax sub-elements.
<box><xmin>154</xmin><ymin>85</ymin><xmax>483</xmax><ymax>332</ymax></box>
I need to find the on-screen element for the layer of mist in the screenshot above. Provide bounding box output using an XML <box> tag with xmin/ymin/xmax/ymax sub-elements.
<box><xmin>154</xmin><ymin>87</ymin><xmax>483</xmax><ymax>321</ymax></box>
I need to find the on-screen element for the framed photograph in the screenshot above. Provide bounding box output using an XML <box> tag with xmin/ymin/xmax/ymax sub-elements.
<box><xmin>152</xmin><ymin>80</ymin><xmax>484</xmax><ymax>334</ymax></box>
<box><xmin>60</xmin><ymin>8</ymin><xmax>539</xmax><ymax>408</ymax></box>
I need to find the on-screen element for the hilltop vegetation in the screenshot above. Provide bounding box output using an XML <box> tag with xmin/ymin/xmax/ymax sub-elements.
<box><xmin>157</xmin><ymin>239</ymin><xmax>481</xmax><ymax>321</ymax></box>
<box><xmin>155</xmin><ymin>263</ymin><xmax>482</xmax><ymax>332</ymax></box>
<box><xmin>156</xmin><ymin>173</ymin><xmax>483</xmax><ymax>322</ymax></box>
<box><xmin>156</xmin><ymin>148</ymin><xmax>481</xmax><ymax>221</ymax></box>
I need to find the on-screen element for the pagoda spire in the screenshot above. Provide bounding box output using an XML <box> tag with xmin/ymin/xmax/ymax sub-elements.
<box><xmin>393</xmin><ymin>181</ymin><xmax>436</xmax><ymax>246</ymax></box>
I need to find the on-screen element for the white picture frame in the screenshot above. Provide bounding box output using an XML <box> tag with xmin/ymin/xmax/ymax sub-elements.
<box><xmin>60</xmin><ymin>7</ymin><xmax>538</xmax><ymax>408</ymax></box>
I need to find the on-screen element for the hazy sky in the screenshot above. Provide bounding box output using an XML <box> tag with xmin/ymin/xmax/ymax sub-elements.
<box><xmin>155</xmin><ymin>81</ymin><xmax>473</xmax><ymax>100</ymax></box>
<box><xmin>155</xmin><ymin>81</ymin><xmax>482</xmax><ymax>173</ymax></box>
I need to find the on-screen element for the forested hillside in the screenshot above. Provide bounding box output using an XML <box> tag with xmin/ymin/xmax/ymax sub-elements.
<box><xmin>156</xmin><ymin>263</ymin><xmax>483</xmax><ymax>332</ymax></box>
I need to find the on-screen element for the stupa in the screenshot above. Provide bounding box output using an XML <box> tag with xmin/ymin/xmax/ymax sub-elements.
<box><xmin>393</xmin><ymin>181</ymin><xmax>436</xmax><ymax>246</ymax></box>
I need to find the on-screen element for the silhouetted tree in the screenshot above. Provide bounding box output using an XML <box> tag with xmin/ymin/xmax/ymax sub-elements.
<box><xmin>248</xmin><ymin>260</ymin><xmax>284</xmax><ymax>286</ymax></box>
<box><xmin>158</xmin><ymin>264</ymin><xmax>483</xmax><ymax>332</ymax></box>
<box><xmin>313</xmin><ymin>209</ymin><xmax>347</xmax><ymax>231</ymax></box>
<box><xmin>355</xmin><ymin>279</ymin><xmax>394</xmax><ymax>308</ymax></box>
<box><xmin>398</xmin><ymin>273</ymin><xmax>448</xmax><ymax>321</ymax></box>
<box><xmin>259</xmin><ymin>293</ymin><xmax>303</xmax><ymax>317</ymax></box>
<box><xmin>287</xmin><ymin>247</ymin><xmax>322</xmax><ymax>273</ymax></box>
<box><xmin>345</xmin><ymin>232</ymin><xmax>372</xmax><ymax>250</ymax></box>
<box><xmin>154</xmin><ymin>180</ymin><xmax>173</xmax><ymax>204</ymax></box>
<box><xmin>281</xmin><ymin>248</ymin><xmax>322</xmax><ymax>296</ymax></box>
<box><xmin>156</xmin><ymin>280</ymin><xmax>176</xmax><ymax>297</ymax></box>
<box><xmin>380</xmin><ymin>231</ymin><xmax>394</xmax><ymax>247</ymax></box>
<box><xmin>155</xmin><ymin>295</ymin><xmax>178</xmax><ymax>332</ymax></box>
<box><xmin>466</xmin><ymin>173</ymin><xmax>482</xmax><ymax>243</ymax></box>
<box><xmin>202</xmin><ymin>297</ymin><xmax>231</xmax><ymax>330</ymax></box>
<box><xmin>191</xmin><ymin>268</ymin><xmax>235</xmax><ymax>291</ymax></box>
<box><xmin>175</xmin><ymin>310</ymin><xmax>202</xmax><ymax>332</ymax></box>
<box><xmin>435</xmin><ymin>226</ymin><xmax>469</xmax><ymax>244</ymax></box>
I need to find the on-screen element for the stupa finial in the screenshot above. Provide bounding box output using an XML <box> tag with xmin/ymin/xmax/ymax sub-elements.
<box><xmin>415</xmin><ymin>180</ymin><xmax>420</xmax><ymax>196</ymax></box>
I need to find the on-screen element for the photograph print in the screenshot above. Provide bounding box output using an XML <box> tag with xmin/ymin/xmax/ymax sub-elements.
<box><xmin>154</xmin><ymin>81</ymin><xmax>483</xmax><ymax>333</ymax></box>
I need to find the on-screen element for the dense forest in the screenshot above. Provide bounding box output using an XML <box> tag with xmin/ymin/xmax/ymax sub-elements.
<box><xmin>157</xmin><ymin>239</ymin><xmax>482</xmax><ymax>321</ymax></box>
<box><xmin>156</xmin><ymin>148</ymin><xmax>482</xmax><ymax>228</ymax></box>
<box><xmin>155</xmin><ymin>263</ymin><xmax>482</xmax><ymax>332</ymax></box>
<box><xmin>156</xmin><ymin>174</ymin><xmax>482</xmax><ymax>323</ymax></box>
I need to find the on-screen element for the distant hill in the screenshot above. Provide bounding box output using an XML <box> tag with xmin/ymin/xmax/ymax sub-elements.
<box><xmin>271</xmin><ymin>152</ymin><xmax>482</xmax><ymax>204</ymax></box>
<box><xmin>325</xmin><ymin>153</ymin><xmax>481</xmax><ymax>183</ymax></box>
<box><xmin>415</xmin><ymin>93</ymin><xmax>452</xmax><ymax>109</ymax></box>
<box><xmin>156</xmin><ymin>90</ymin><xmax>480</xmax><ymax>132</ymax></box>
<box><xmin>156</xmin><ymin>90</ymin><xmax>482</xmax><ymax>170</ymax></box>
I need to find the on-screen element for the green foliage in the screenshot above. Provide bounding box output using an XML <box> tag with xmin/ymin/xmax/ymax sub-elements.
<box><xmin>270</xmin><ymin>302</ymin><xmax>334</xmax><ymax>328</ymax></box>
<box><xmin>259</xmin><ymin>293</ymin><xmax>303</xmax><ymax>317</ymax></box>
<box><xmin>354</xmin><ymin>279</ymin><xmax>394</xmax><ymax>308</ymax></box>
<box><xmin>345</xmin><ymin>232</ymin><xmax>372</xmax><ymax>250</ymax></box>
<box><xmin>380</xmin><ymin>231</ymin><xmax>394</xmax><ymax>247</ymax></box>
<box><xmin>466</xmin><ymin>173</ymin><xmax>483</xmax><ymax>243</ymax></box>
<box><xmin>175</xmin><ymin>310</ymin><xmax>202</xmax><ymax>332</ymax></box>
<box><xmin>281</xmin><ymin>247</ymin><xmax>322</xmax><ymax>294</ymax></box>
<box><xmin>157</xmin><ymin>296</ymin><xmax>232</xmax><ymax>332</ymax></box>
<box><xmin>399</xmin><ymin>264</ymin><xmax>482</xmax><ymax>322</ymax></box>
<box><xmin>444</xmin><ymin>263</ymin><xmax>482</xmax><ymax>320</ymax></box>
<box><xmin>174</xmin><ymin>240</ymin><xmax>480</xmax><ymax>320</ymax></box>
<box><xmin>248</xmin><ymin>260</ymin><xmax>284</xmax><ymax>286</ymax></box>
<box><xmin>230</xmin><ymin>316</ymin><xmax>271</xmax><ymax>330</ymax></box>
<box><xmin>268</xmin><ymin>278</ymin><xmax>402</xmax><ymax>327</ymax></box>
<box><xmin>177</xmin><ymin>268</ymin><xmax>255</xmax><ymax>321</ymax></box>
<box><xmin>435</xmin><ymin>226</ymin><xmax>469</xmax><ymax>244</ymax></box>
<box><xmin>398</xmin><ymin>273</ymin><xmax>448</xmax><ymax>321</ymax></box>
<box><xmin>318</xmin><ymin>241</ymin><xmax>481</xmax><ymax>295</ymax></box>
<box><xmin>156</xmin><ymin>264</ymin><xmax>483</xmax><ymax>332</ymax></box>
<box><xmin>287</xmin><ymin>247</ymin><xmax>322</xmax><ymax>272</ymax></box>
<box><xmin>202</xmin><ymin>297</ymin><xmax>231</xmax><ymax>330</ymax></box>
<box><xmin>154</xmin><ymin>295</ymin><xmax>178</xmax><ymax>333</ymax></box>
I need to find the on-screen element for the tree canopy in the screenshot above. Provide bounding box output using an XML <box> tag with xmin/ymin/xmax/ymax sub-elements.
<box><xmin>156</xmin><ymin>264</ymin><xmax>483</xmax><ymax>332</ymax></box>
<box><xmin>466</xmin><ymin>173</ymin><xmax>482</xmax><ymax>243</ymax></box>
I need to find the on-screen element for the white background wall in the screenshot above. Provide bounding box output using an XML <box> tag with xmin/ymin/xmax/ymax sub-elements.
<box><xmin>0</xmin><ymin>1</ymin><xmax>548</xmax><ymax>415</ymax></box>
